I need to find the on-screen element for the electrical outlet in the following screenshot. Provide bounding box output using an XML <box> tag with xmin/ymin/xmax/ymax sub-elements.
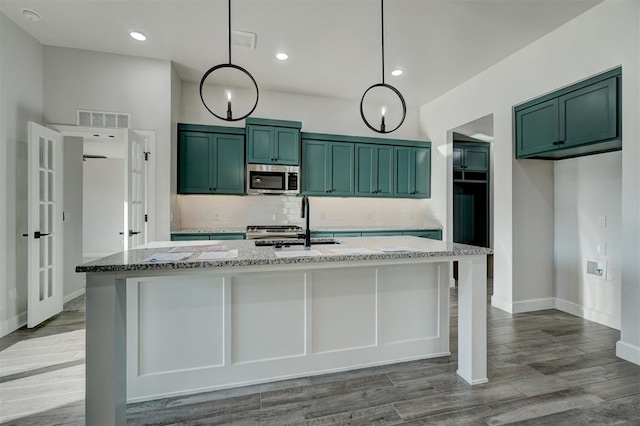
<box><xmin>9</xmin><ymin>287</ymin><xmax>17</xmax><ymax>300</ymax></box>
<box><xmin>587</xmin><ymin>260</ymin><xmax>607</xmax><ymax>279</ymax></box>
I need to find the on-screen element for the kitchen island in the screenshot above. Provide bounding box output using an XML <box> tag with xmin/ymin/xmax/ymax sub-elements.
<box><xmin>77</xmin><ymin>236</ymin><xmax>491</xmax><ymax>424</ymax></box>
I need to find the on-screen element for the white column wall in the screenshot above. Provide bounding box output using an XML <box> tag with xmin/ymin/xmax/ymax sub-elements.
<box><xmin>419</xmin><ymin>0</ymin><xmax>640</xmax><ymax>362</ymax></box>
<box><xmin>0</xmin><ymin>13</ymin><xmax>43</xmax><ymax>336</ymax></box>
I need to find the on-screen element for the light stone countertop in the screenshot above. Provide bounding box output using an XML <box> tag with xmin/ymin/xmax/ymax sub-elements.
<box><xmin>77</xmin><ymin>236</ymin><xmax>491</xmax><ymax>273</ymax></box>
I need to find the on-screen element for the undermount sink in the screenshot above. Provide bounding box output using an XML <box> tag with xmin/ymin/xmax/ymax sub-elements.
<box><xmin>254</xmin><ymin>238</ymin><xmax>343</xmax><ymax>247</ymax></box>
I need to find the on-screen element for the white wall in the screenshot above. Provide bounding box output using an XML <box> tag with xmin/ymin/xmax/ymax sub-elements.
<box><xmin>170</xmin><ymin>64</ymin><xmax>183</xmax><ymax>231</ymax></box>
<box><xmin>420</xmin><ymin>0</ymin><xmax>640</xmax><ymax>363</ymax></box>
<box><xmin>62</xmin><ymin>136</ymin><xmax>84</xmax><ymax>301</ymax></box>
<box><xmin>181</xmin><ymin>82</ymin><xmax>423</xmax><ymax>140</ymax></box>
<box><xmin>0</xmin><ymin>13</ymin><xmax>43</xmax><ymax>336</ymax></box>
<box><xmin>179</xmin><ymin>195</ymin><xmax>441</xmax><ymax>230</ymax></box>
<box><xmin>82</xmin><ymin>159</ymin><xmax>124</xmax><ymax>257</ymax></box>
<box><xmin>555</xmin><ymin>152</ymin><xmax>622</xmax><ymax>328</ymax></box>
<box><xmin>43</xmin><ymin>47</ymin><xmax>173</xmax><ymax>240</ymax></box>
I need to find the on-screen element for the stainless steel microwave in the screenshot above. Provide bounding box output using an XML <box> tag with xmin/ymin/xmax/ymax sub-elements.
<box><xmin>246</xmin><ymin>164</ymin><xmax>300</xmax><ymax>195</ymax></box>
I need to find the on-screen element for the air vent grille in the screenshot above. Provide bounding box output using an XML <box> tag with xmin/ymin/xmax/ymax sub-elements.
<box><xmin>232</xmin><ymin>30</ymin><xmax>257</xmax><ymax>49</ymax></box>
<box><xmin>76</xmin><ymin>109</ymin><xmax>131</xmax><ymax>128</ymax></box>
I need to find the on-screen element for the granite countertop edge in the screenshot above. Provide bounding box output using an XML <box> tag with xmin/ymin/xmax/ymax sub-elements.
<box><xmin>77</xmin><ymin>237</ymin><xmax>492</xmax><ymax>273</ymax></box>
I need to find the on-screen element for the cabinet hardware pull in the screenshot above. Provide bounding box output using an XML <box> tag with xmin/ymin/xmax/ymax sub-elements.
<box><xmin>34</xmin><ymin>231</ymin><xmax>50</xmax><ymax>239</ymax></box>
<box><xmin>129</xmin><ymin>230</ymin><xmax>141</xmax><ymax>236</ymax></box>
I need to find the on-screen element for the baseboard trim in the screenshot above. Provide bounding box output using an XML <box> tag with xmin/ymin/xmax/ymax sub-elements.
<box><xmin>0</xmin><ymin>311</ymin><xmax>27</xmax><ymax>338</ymax></box>
<box><xmin>616</xmin><ymin>340</ymin><xmax>640</xmax><ymax>366</ymax></box>
<box><xmin>490</xmin><ymin>296</ymin><xmax>513</xmax><ymax>313</ymax></box>
<box><xmin>64</xmin><ymin>288</ymin><xmax>86</xmax><ymax>304</ymax></box>
<box><xmin>512</xmin><ymin>297</ymin><xmax>555</xmax><ymax>313</ymax></box>
<box><xmin>554</xmin><ymin>298</ymin><xmax>620</xmax><ymax>330</ymax></box>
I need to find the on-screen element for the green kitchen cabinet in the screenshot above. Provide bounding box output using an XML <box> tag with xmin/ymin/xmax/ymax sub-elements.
<box><xmin>362</xmin><ymin>230</ymin><xmax>403</xmax><ymax>237</ymax></box>
<box><xmin>355</xmin><ymin>144</ymin><xmax>393</xmax><ymax>197</ymax></box>
<box><xmin>178</xmin><ymin>127</ymin><xmax>245</xmax><ymax>195</ymax></box>
<box><xmin>302</xmin><ymin>140</ymin><xmax>354</xmax><ymax>196</ymax></box>
<box><xmin>333</xmin><ymin>232</ymin><xmax>362</xmax><ymax>238</ymax></box>
<box><xmin>453</xmin><ymin>143</ymin><xmax>490</xmax><ymax>172</ymax></box>
<box><xmin>246</xmin><ymin>118</ymin><xmax>301</xmax><ymax>165</ymax></box>
<box><xmin>515</xmin><ymin>68</ymin><xmax>621</xmax><ymax>160</ymax></box>
<box><xmin>403</xmin><ymin>230</ymin><xmax>442</xmax><ymax>240</ymax></box>
<box><xmin>171</xmin><ymin>233</ymin><xmax>245</xmax><ymax>241</ymax></box>
<box><xmin>394</xmin><ymin>146</ymin><xmax>431</xmax><ymax>198</ymax></box>
<box><xmin>311</xmin><ymin>232</ymin><xmax>334</xmax><ymax>238</ymax></box>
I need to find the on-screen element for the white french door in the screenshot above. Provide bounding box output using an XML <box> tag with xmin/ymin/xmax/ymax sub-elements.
<box><xmin>27</xmin><ymin>122</ymin><xmax>63</xmax><ymax>327</ymax></box>
<box><xmin>123</xmin><ymin>129</ymin><xmax>147</xmax><ymax>250</ymax></box>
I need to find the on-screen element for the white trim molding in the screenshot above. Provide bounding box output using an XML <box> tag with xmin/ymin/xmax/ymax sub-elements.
<box><xmin>616</xmin><ymin>340</ymin><xmax>640</xmax><ymax>366</ymax></box>
<box><xmin>0</xmin><ymin>311</ymin><xmax>27</xmax><ymax>338</ymax></box>
<box><xmin>512</xmin><ymin>297</ymin><xmax>555</xmax><ymax>313</ymax></box>
<box><xmin>555</xmin><ymin>298</ymin><xmax>620</xmax><ymax>330</ymax></box>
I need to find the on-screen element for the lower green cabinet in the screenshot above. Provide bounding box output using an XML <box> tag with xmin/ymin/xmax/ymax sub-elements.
<box><xmin>302</xmin><ymin>140</ymin><xmax>354</xmax><ymax>196</ymax></box>
<box><xmin>171</xmin><ymin>233</ymin><xmax>245</xmax><ymax>241</ymax></box>
<box><xmin>178</xmin><ymin>128</ymin><xmax>245</xmax><ymax>195</ymax></box>
<box><xmin>394</xmin><ymin>147</ymin><xmax>431</xmax><ymax>198</ymax></box>
<box><xmin>403</xmin><ymin>230</ymin><xmax>442</xmax><ymax>240</ymax></box>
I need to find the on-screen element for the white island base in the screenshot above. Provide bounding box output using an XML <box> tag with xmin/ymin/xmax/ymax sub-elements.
<box><xmin>82</xmin><ymin>239</ymin><xmax>488</xmax><ymax>424</ymax></box>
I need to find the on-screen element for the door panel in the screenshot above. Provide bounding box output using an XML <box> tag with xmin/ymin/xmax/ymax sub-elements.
<box><xmin>28</xmin><ymin>122</ymin><xmax>63</xmax><ymax>327</ymax></box>
<box><xmin>124</xmin><ymin>129</ymin><xmax>147</xmax><ymax>250</ymax></box>
<box><xmin>329</xmin><ymin>143</ymin><xmax>354</xmax><ymax>196</ymax></box>
<box><xmin>376</xmin><ymin>146</ymin><xmax>393</xmax><ymax>196</ymax></box>
<box><xmin>274</xmin><ymin>128</ymin><xmax>299</xmax><ymax>165</ymax></box>
<box><xmin>214</xmin><ymin>134</ymin><xmax>245</xmax><ymax>194</ymax></box>
<box><xmin>247</xmin><ymin>126</ymin><xmax>273</xmax><ymax>163</ymax></box>
<box><xmin>463</xmin><ymin>148</ymin><xmax>489</xmax><ymax>171</ymax></box>
<box><xmin>355</xmin><ymin>144</ymin><xmax>374</xmax><ymax>195</ymax></box>
<box><xmin>516</xmin><ymin>99</ymin><xmax>559</xmax><ymax>157</ymax></box>
<box><xmin>413</xmin><ymin>148</ymin><xmax>430</xmax><ymax>197</ymax></box>
<box><xmin>302</xmin><ymin>141</ymin><xmax>328</xmax><ymax>194</ymax></box>
<box><xmin>178</xmin><ymin>132</ymin><xmax>211</xmax><ymax>193</ymax></box>
<box><xmin>560</xmin><ymin>77</ymin><xmax>617</xmax><ymax>147</ymax></box>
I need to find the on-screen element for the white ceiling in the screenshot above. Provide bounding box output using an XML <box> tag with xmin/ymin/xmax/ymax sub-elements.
<box><xmin>0</xmin><ymin>0</ymin><xmax>601</xmax><ymax>108</ymax></box>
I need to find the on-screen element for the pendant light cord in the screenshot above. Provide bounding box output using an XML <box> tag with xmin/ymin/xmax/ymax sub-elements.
<box><xmin>381</xmin><ymin>0</ymin><xmax>385</xmax><ymax>84</ymax></box>
<box><xmin>228</xmin><ymin>0</ymin><xmax>232</xmax><ymax>64</ymax></box>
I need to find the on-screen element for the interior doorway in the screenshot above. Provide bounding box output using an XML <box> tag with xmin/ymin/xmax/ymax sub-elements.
<box><xmin>48</xmin><ymin>125</ymin><xmax>154</xmax><ymax>303</ymax></box>
<box><xmin>449</xmin><ymin>115</ymin><xmax>494</xmax><ymax>279</ymax></box>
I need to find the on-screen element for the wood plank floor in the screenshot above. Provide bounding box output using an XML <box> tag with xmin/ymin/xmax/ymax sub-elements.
<box><xmin>1</xmin><ymin>282</ymin><xmax>639</xmax><ymax>425</ymax></box>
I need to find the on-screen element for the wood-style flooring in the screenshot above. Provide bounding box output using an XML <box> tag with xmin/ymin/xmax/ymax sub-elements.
<box><xmin>1</xmin><ymin>283</ymin><xmax>639</xmax><ymax>425</ymax></box>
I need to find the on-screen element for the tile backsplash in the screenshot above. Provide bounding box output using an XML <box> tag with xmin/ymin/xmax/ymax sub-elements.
<box><xmin>177</xmin><ymin>195</ymin><xmax>441</xmax><ymax>229</ymax></box>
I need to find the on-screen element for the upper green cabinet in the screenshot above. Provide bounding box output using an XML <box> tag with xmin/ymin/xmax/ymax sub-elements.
<box><xmin>355</xmin><ymin>144</ymin><xmax>393</xmax><ymax>197</ymax></box>
<box><xmin>178</xmin><ymin>125</ymin><xmax>245</xmax><ymax>195</ymax></box>
<box><xmin>515</xmin><ymin>68</ymin><xmax>621</xmax><ymax>160</ymax></box>
<box><xmin>453</xmin><ymin>143</ymin><xmax>490</xmax><ymax>172</ymax></box>
<box><xmin>246</xmin><ymin>118</ymin><xmax>301</xmax><ymax>165</ymax></box>
<box><xmin>302</xmin><ymin>140</ymin><xmax>354</xmax><ymax>196</ymax></box>
<box><xmin>394</xmin><ymin>146</ymin><xmax>431</xmax><ymax>198</ymax></box>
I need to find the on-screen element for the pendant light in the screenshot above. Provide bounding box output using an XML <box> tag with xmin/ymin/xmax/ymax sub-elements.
<box><xmin>360</xmin><ymin>0</ymin><xmax>406</xmax><ymax>134</ymax></box>
<box><xmin>200</xmin><ymin>0</ymin><xmax>259</xmax><ymax>122</ymax></box>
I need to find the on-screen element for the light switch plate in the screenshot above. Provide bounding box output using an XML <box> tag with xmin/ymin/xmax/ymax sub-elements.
<box><xmin>597</xmin><ymin>215</ymin><xmax>607</xmax><ymax>227</ymax></box>
<box><xmin>597</xmin><ymin>242</ymin><xmax>607</xmax><ymax>255</ymax></box>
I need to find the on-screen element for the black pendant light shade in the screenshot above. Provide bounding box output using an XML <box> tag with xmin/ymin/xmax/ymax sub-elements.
<box><xmin>360</xmin><ymin>0</ymin><xmax>406</xmax><ymax>134</ymax></box>
<box><xmin>200</xmin><ymin>0</ymin><xmax>259</xmax><ymax>122</ymax></box>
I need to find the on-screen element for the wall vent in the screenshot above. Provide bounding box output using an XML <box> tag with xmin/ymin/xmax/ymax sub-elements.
<box><xmin>76</xmin><ymin>109</ymin><xmax>131</xmax><ymax>128</ymax></box>
<box><xmin>232</xmin><ymin>30</ymin><xmax>257</xmax><ymax>49</ymax></box>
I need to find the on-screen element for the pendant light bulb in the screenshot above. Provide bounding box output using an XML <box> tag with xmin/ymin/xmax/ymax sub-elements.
<box><xmin>381</xmin><ymin>106</ymin><xmax>386</xmax><ymax>117</ymax></box>
<box><xmin>227</xmin><ymin>90</ymin><xmax>232</xmax><ymax>101</ymax></box>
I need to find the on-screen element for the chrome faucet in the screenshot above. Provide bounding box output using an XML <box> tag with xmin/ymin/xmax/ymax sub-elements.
<box><xmin>300</xmin><ymin>195</ymin><xmax>311</xmax><ymax>249</ymax></box>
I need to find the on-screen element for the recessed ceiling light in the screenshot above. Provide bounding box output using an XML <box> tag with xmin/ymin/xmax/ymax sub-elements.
<box><xmin>130</xmin><ymin>31</ymin><xmax>147</xmax><ymax>41</ymax></box>
<box><xmin>391</xmin><ymin>69</ymin><xmax>403</xmax><ymax>77</ymax></box>
<box><xmin>275</xmin><ymin>52</ymin><xmax>289</xmax><ymax>61</ymax></box>
<box><xmin>21</xmin><ymin>9</ymin><xmax>42</xmax><ymax>22</ymax></box>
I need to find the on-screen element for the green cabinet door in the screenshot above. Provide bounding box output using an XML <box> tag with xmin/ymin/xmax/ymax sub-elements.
<box><xmin>302</xmin><ymin>140</ymin><xmax>354</xmax><ymax>196</ymax></box>
<box><xmin>463</xmin><ymin>147</ymin><xmax>489</xmax><ymax>171</ymax></box>
<box><xmin>302</xmin><ymin>140</ymin><xmax>328</xmax><ymax>194</ymax></box>
<box><xmin>452</xmin><ymin>146</ymin><xmax>464</xmax><ymax>170</ymax></box>
<box><xmin>560</xmin><ymin>77</ymin><xmax>618</xmax><ymax>148</ymax></box>
<box><xmin>213</xmin><ymin>134</ymin><xmax>245</xmax><ymax>194</ymax></box>
<box><xmin>171</xmin><ymin>234</ymin><xmax>209</xmax><ymax>241</ymax></box>
<box><xmin>247</xmin><ymin>125</ymin><xmax>300</xmax><ymax>165</ymax></box>
<box><xmin>328</xmin><ymin>143</ymin><xmax>354</xmax><ymax>196</ymax></box>
<box><xmin>246</xmin><ymin>125</ymin><xmax>273</xmax><ymax>163</ymax></box>
<box><xmin>274</xmin><ymin>128</ymin><xmax>300</xmax><ymax>165</ymax></box>
<box><xmin>515</xmin><ymin>98</ymin><xmax>559</xmax><ymax>158</ymax></box>
<box><xmin>178</xmin><ymin>130</ymin><xmax>244</xmax><ymax>195</ymax></box>
<box><xmin>403</xmin><ymin>230</ymin><xmax>442</xmax><ymax>240</ymax></box>
<box><xmin>395</xmin><ymin>147</ymin><xmax>430</xmax><ymax>198</ymax></box>
<box><xmin>355</xmin><ymin>144</ymin><xmax>393</xmax><ymax>196</ymax></box>
<box><xmin>179</xmin><ymin>132</ymin><xmax>214</xmax><ymax>193</ymax></box>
